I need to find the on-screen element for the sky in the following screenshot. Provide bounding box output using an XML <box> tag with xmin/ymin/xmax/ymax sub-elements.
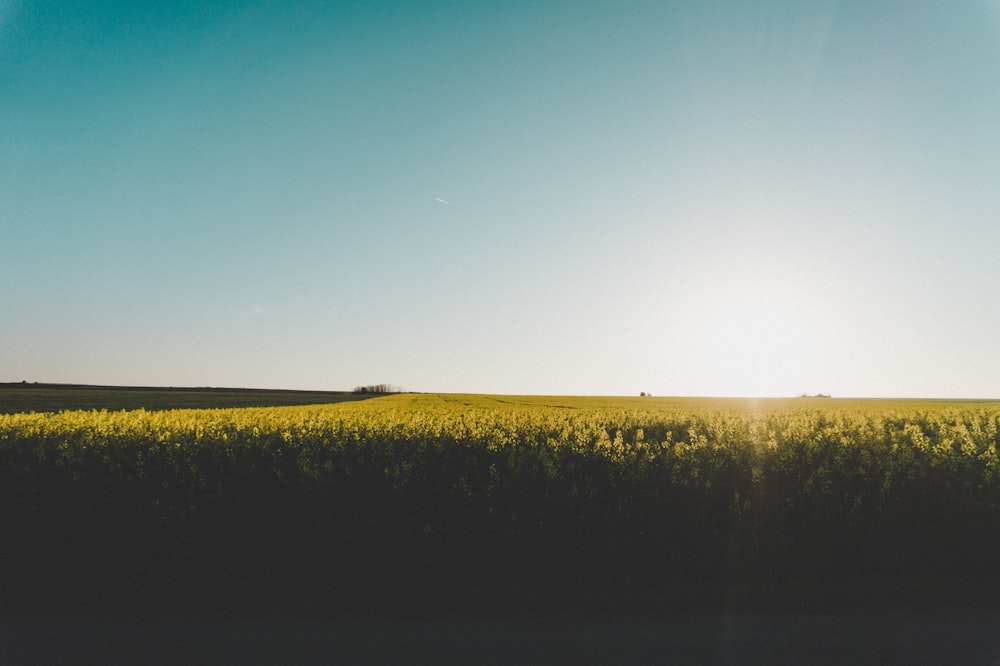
<box><xmin>3</xmin><ymin>0</ymin><xmax>1000</xmax><ymax>398</ymax></box>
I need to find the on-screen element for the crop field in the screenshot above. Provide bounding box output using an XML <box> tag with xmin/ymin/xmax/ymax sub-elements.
<box><xmin>1</xmin><ymin>392</ymin><xmax>999</xmax><ymax>619</ymax></box>
<box><xmin>0</xmin><ymin>383</ymin><xmax>375</xmax><ymax>413</ymax></box>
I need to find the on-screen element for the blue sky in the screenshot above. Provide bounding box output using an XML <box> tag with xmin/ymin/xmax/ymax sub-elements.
<box><xmin>3</xmin><ymin>0</ymin><xmax>999</xmax><ymax>397</ymax></box>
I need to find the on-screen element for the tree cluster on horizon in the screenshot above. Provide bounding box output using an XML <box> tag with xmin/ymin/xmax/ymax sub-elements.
<box><xmin>352</xmin><ymin>384</ymin><xmax>402</xmax><ymax>394</ymax></box>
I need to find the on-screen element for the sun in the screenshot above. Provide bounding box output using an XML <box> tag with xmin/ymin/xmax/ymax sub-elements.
<box><xmin>684</xmin><ymin>266</ymin><xmax>821</xmax><ymax>397</ymax></box>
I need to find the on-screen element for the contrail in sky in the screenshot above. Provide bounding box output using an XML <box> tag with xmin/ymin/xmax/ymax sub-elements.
<box><xmin>435</xmin><ymin>197</ymin><xmax>451</xmax><ymax>205</ymax></box>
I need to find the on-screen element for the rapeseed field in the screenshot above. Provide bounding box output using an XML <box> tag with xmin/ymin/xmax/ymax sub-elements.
<box><xmin>2</xmin><ymin>394</ymin><xmax>998</xmax><ymax>617</ymax></box>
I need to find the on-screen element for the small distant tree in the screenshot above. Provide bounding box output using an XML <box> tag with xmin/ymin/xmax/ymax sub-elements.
<box><xmin>353</xmin><ymin>384</ymin><xmax>402</xmax><ymax>395</ymax></box>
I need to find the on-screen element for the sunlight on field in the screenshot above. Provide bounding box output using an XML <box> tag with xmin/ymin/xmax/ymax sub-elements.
<box><xmin>3</xmin><ymin>391</ymin><xmax>1000</xmax><ymax>618</ymax></box>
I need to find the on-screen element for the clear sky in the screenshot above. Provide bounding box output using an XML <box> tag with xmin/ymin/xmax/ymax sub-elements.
<box><xmin>3</xmin><ymin>0</ymin><xmax>999</xmax><ymax>398</ymax></box>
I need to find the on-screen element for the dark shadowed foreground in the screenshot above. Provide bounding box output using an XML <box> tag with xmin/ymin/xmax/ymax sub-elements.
<box><xmin>2</xmin><ymin>395</ymin><xmax>1000</xmax><ymax>664</ymax></box>
<box><xmin>2</xmin><ymin>612</ymin><xmax>1000</xmax><ymax>665</ymax></box>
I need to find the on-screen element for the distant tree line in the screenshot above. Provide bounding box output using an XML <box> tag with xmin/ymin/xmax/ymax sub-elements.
<box><xmin>353</xmin><ymin>384</ymin><xmax>402</xmax><ymax>394</ymax></box>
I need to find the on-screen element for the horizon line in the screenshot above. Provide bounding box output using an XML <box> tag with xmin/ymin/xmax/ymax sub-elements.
<box><xmin>2</xmin><ymin>381</ymin><xmax>998</xmax><ymax>402</ymax></box>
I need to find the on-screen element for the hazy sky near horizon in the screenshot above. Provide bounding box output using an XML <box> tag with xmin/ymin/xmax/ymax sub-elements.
<box><xmin>3</xmin><ymin>1</ymin><xmax>1000</xmax><ymax>398</ymax></box>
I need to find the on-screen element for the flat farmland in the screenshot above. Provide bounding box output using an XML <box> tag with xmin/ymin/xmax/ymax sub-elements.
<box><xmin>2</xmin><ymin>392</ymin><xmax>999</xmax><ymax>621</ymax></box>
<box><xmin>0</xmin><ymin>383</ymin><xmax>376</xmax><ymax>413</ymax></box>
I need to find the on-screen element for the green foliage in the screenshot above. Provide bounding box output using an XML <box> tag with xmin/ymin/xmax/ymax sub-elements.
<box><xmin>1</xmin><ymin>395</ymin><xmax>999</xmax><ymax>617</ymax></box>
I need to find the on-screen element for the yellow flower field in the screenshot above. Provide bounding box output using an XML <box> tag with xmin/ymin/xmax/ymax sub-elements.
<box><xmin>2</xmin><ymin>394</ymin><xmax>999</xmax><ymax>617</ymax></box>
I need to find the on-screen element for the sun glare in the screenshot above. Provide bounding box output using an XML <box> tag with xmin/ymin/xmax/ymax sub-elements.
<box><xmin>684</xmin><ymin>266</ymin><xmax>819</xmax><ymax>397</ymax></box>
